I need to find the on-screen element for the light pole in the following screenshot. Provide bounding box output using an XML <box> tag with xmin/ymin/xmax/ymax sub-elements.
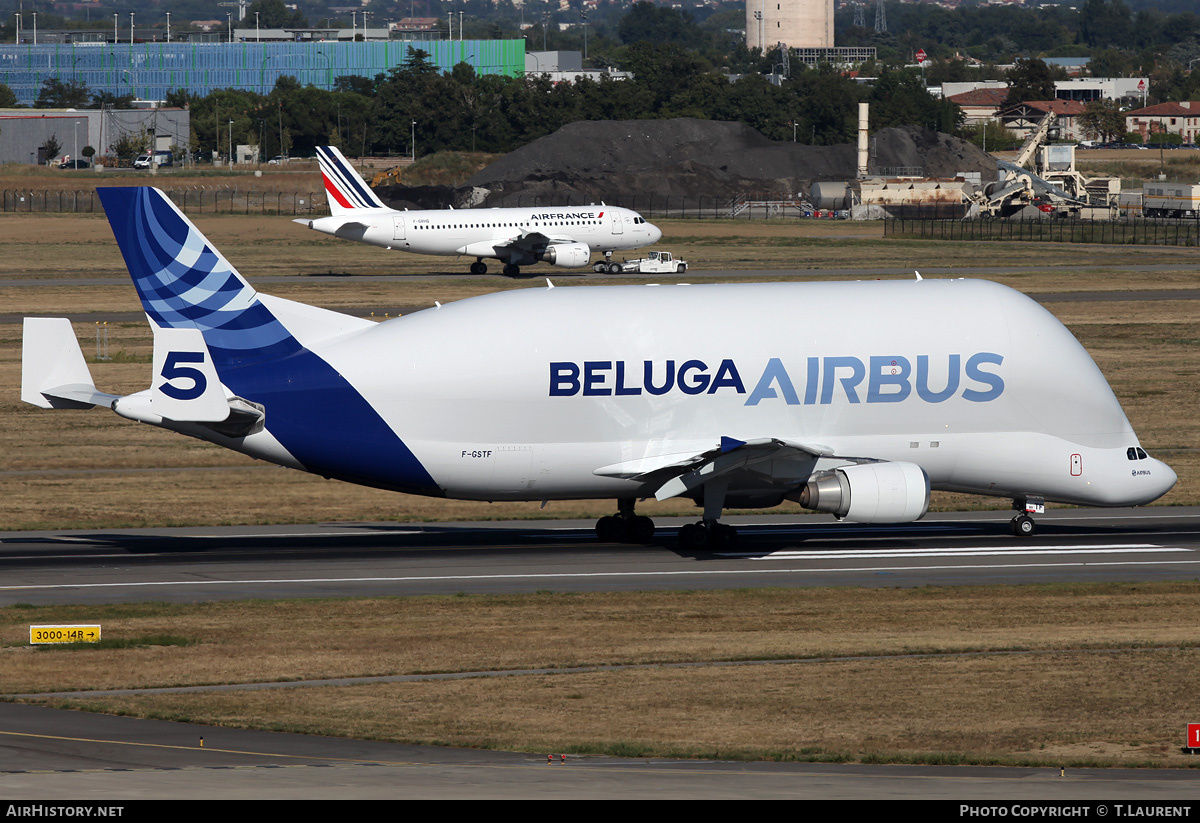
<box><xmin>458</xmin><ymin>11</ymin><xmax>463</xmax><ymax>41</ymax></box>
<box><xmin>129</xmin><ymin>12</ymin><xmax>134</xmax><ymax>47</ymax></box>
<box><xmin>32</xmin><ymin>12</ymin><xmax>36</xmax><ymax>46</ymax></box>
<box><xmin>411</xmin><ymin>120</ymin><xmax>416</xmax><ymax>161</ymax></box>
<box><xmin>255</xmin><ymin>11</ymin><xmax>259</xmax><ymax>41</ymax></box>
<box><xmin>580</xmin><ymin>10</ymin><xmax>587</xmax><ymax>62</ymax></box>
<box><xmin>226</xmin><ymin>12</ymin><xmax>232</xmax><ymax>43</ymax></box>
<box><xmin>166</xmin><ymin>12</ymin><xmax>171</xmax><ymax>43</ymax></box>
<box><xmin>228</xmin><ymin>119</ymin><xmax>233</xmax><ymax>169</ymax></box>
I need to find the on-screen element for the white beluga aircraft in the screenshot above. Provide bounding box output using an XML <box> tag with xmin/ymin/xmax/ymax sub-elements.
<box><xmin>293</xmin><ymin>146</ymin><xmax>662</xmax><ymax>277</ymax></box>
<box><xmin>23</xmin><ymin>188</ymin><xmax>1175</xmax><ymax>548</ymax></box>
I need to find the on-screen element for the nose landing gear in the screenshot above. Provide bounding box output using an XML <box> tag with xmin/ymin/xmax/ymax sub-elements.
<box><xmin>1010</xmin><ymin>496</ymin><xmax>1044</xmax><ymax>537</ymax></box>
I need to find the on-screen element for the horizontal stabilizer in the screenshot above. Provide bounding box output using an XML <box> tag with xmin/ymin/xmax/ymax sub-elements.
<box><xmin>22</xmin><ymin>318</ymin><xmax>117</xmax><ymax>409</ymax></box>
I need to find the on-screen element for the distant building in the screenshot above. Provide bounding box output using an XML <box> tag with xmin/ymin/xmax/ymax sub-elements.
<box><xmin>1125</xmin><ymin>102</ymin><xmax>1200</xmax><ymax>144</ymax></box>
<box><xmin>1054</xmin><ymin>77</ymin><xmax>1147</xmax><ymax>104</ymax></box>
<box><xmin>745</xmin><ymin>0</ymin><xmax>834</xmax><ymax>51</ymax></box>
<box><xmin>0</xmin><ymin>108</ymin><xmax>190</xmax><ymax>165</ymax></box>
<box><xmin>0</xmin><ymin>41</ymin><xmax>526</xmax><ymax>106</ymax></box>
<box><xmin>945</xmin><ymin>88</ymin><xmax>1009</xmax><ymax>125</ymax></box>
<box><xmin>997</xmin><ymin>100</ymin><xmax>1089</xmax><ymax>142</ymax></box>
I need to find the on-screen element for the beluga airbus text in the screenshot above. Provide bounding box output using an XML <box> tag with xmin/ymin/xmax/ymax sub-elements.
<box><xmin>294</xmin><ymin>146</ymin><xmax>662</xmax><ymax>277</ymax></box>
<box><xmin>23</xmin><ymin>188</ymin><xmax>1175</xmax><ymax>548</ymax></box>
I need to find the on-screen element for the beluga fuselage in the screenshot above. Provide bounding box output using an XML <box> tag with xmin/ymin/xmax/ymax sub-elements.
<box><xmin>23</xmin><ymin>187</ymin><xmax>1175</xmax><ymax>548</ymax></box>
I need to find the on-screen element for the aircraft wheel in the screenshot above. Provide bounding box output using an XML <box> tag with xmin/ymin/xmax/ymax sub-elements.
<box><xmin>595</xmin><ymin>515</ymin><xmax>616</xmax><ymax>541</ymax></box>
<box><xmin>715</xmin><ymin>523</ymin><xmax>738</xmax><ymax>549</ymax></box>
<box><xmin>502</xmin><ymin>264</ymin><xmax>521</xmax><ymax>277</ymax></box>
<box><xmin>1011</xmin><ymin>514</ymin><xmax>1036</xmax><ymax>537</ymax></box>
<box><xmin>470</xmin><ymin>261</ymin><xmax>487</xmax><ymax>275</ymax></box>
<box><xmin>607</xmin><ymin>263</ymin><xmax>621</xmax><ymax>274</ymax></box>
<box><xmin>678</xmin><ymin>522</ymin><xmax>707</xmax><ymax>550</ymax></box>
<box><xmin>630</xmin><ymin>515</ymin><xmax>655</xmax><ymax>544</ymax></box>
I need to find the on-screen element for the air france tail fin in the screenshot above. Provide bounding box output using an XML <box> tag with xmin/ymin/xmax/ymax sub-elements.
<box><xmin>316</xmin><ymin>145</ymin><xmax>388</xmax><ymax>215</ymax></box>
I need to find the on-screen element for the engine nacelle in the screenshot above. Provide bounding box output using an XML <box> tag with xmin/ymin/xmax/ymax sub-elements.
<box><xmin>541</xmin><ymin>242</ymin><xmax>592</xmax><ymax>268</ymax></box>
<box><xmin>789</xmin><ymin>462</ymin><xmax>930</xmax><ymax>523</ymax></box>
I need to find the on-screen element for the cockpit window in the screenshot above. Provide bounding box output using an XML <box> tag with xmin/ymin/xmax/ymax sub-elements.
<box><xmin>1127</xmin><ymin>448</ymin><xmax>1138</xmax><ymax>460</ymax></box>
<box><xmin>1137</xmin><ymin>447</ymin><xmax>1148</xmax><ymax>460</ymax></box>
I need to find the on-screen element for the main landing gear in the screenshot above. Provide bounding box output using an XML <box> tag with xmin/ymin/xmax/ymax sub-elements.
<box><xmin>470</xmin><ymin>260</ymin><xmax>487</xmax><ymax>275</ymax></box>
<box><xmin>595</xmin><ymin>498</ymin><xmax>655</xmax><ymax>543</ymax></box>
<box><xmin>595</xmin><ymin>481</ymin><xmax>739</xmax><ymax>550</ymax></box>
<box><xmin>1010</xmin><ymin>496</ymin><xmax>1044</xmax><ymax>537</ymax></box>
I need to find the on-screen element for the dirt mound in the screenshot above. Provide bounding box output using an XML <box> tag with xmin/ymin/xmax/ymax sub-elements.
<box><xmin>375</xmin><ymin>119</ymin><xmax>997</xmax><ymax>209</ymax></box>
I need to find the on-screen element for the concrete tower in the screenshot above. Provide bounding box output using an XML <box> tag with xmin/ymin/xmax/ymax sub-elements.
<box><xmin>746</xmin><ymin>0</ymin><xmax>835</xmax><ymax>52</ymax></box>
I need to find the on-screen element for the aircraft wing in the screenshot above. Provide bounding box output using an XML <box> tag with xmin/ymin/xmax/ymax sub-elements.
<box><xmin>505</xmin><ymin>230</ymin><xmax>577</xmax><ymax>250</ymax></box>
<box><xmin>593</xmin><ymin>437</ymin><xmax>835</xmax><ymax>501</ymax></box>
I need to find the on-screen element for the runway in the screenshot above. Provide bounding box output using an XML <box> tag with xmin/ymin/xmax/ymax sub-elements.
<box><xmin>5</xmin><ymin>512</ymin><xmax>1200</xmax><ymax>798</ymax></box>
<box><xmin>3</xmin><ymin>507</ymin><xmax>1200</xmax><ymax>606</ymax></box>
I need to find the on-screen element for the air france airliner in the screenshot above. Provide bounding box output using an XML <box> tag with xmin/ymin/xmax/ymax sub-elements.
<box><xmin>294</xmin><ymin>146</ymin><xmax>662</xmax><ymax>277</ymax></box>
<box><xmin>22</xmin><ymin>188</ymin><xmax>1176</xmax><ymax>548</ymax></box>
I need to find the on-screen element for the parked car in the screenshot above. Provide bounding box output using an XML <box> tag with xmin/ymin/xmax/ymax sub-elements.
<box><xmin>267</xmin><ymin>155</ymin><xmax>288</xmax><ymax>165</ymax></box>
<box><xmin>58</xmin><ymin>159</ymin><xmax>90</xmax><ymax>169</ymax></box>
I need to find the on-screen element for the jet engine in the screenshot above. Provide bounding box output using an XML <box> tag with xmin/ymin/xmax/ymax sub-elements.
<box><xmin>540</xmin><ymin>243</ymin><xmax>592</xmax><ymax>268</ymax></box>
<box><xmin>788</xmin><ymin>462</ymin><xmax>930</xmax><ymax>523</ymax></box>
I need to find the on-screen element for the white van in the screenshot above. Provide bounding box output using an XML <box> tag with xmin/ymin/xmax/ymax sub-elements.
<box><xmin>134</xmin><ymin>150</ymin><xmax>174</xmax><ymax>169</ymax></box>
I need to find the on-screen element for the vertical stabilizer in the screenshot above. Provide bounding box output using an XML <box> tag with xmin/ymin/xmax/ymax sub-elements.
<box><xmin>97</xmin><ymin>187</ymin><xmax>302</xmax><ymax>372</ymax></box>
<box><xmin>316</xmin><ymin>145</ymin><xmax>388</xmax><ymax>215</ymax></box>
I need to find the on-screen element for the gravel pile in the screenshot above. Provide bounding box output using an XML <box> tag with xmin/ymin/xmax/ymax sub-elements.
<box><xmin>376</xmin><ymin>118</ymin><xmax>998</xmax><ymax>208</ymax></box>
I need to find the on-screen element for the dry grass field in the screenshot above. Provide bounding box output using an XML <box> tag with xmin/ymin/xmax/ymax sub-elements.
<box><xmin>5</xmin><ymin>584</ymin><xmax>1199</xmax><ymax>766</ymax></box>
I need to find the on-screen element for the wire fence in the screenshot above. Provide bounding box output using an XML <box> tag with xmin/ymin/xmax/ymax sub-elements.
<box><xmin>884</xmin><ymin>216</ymin><xmax>1200</xmax><ymax>246</ymax></box>
<box><xmin>1</xmin><ymin>189</ymin><xmax>327</xmax><ymax>215</ymax></box>
<box><xmin>0</xmin><ymin>189</ymin><xmax>843</xmax><ymax>220</ymax></box>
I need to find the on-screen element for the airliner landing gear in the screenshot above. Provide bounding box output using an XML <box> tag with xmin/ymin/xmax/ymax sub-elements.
<box><xmin>1011</xmin><ymin>514</ymin><xmax>1036</xmax><ymax>537</ymax></box>
<box><xmin>502</xmin><ymin>263</ymin><xmax>521</xmax><ymax>277</ymax></box>
<box><xmin>470</xmin><ymin>260</ymin><xmax>487</xmax><ymax>275</ymax></box>
<box><xmin>592</xmin><ymin>252</ymin><xmax>618</xmax><ymax>274</ymax></box>
<box><xmin>595</xmin><ymin>498</ymin><xmax>655</xmax><ymax>543</ymax></box>
<box><xmin>676</xmin><ymin>479</ymin><xmax>736</xmax><ymax>550</ymax></box>
<box><xmin>678</xmin><ymin>520</ymin><xmax>738</xmax><ymax>550</ymax></box>
<box><xmin>1010</xmin><ymin>496</ymin><xmax>1044</xmax><ymax>537</ymax></box>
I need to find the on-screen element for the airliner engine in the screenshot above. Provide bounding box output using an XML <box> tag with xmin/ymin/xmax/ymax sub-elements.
<box><xmin>541</xmin><ymin>243</ymin><xmax>592</xmax><ymax>268</ymax></box>
<box><xmin>790</xmin><ymin>462</ymin><xmax>930</xmax><ymax>523</ymax></box>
